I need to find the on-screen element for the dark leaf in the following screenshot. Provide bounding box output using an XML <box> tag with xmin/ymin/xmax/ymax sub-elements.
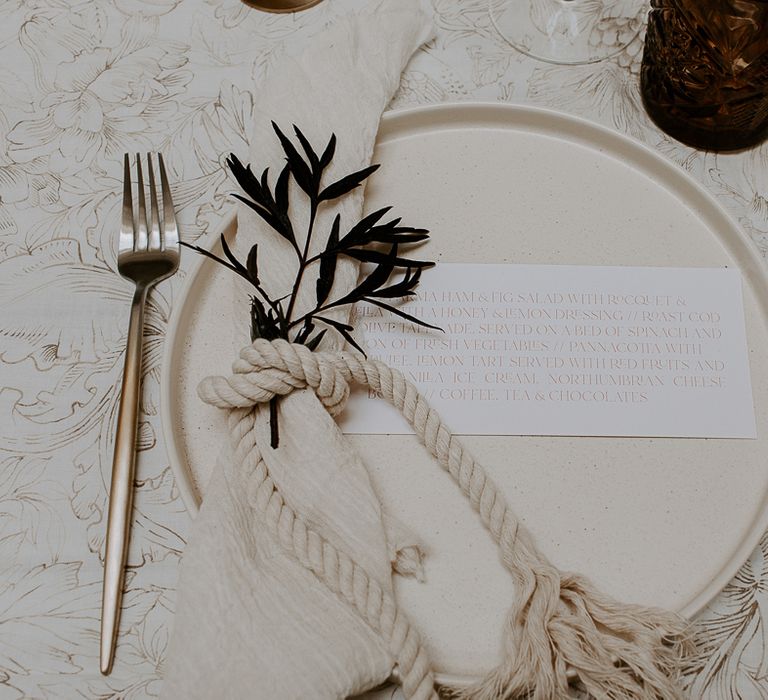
<box><xmin>294</xmin><ymin>319</ymin><xmax>314</xmax><ymax>345</ymax></box>
<box><xmin>180</xmin><ymin>241</ymin><xmax>241</xmax><ymax>277</ymax></box>
<box><xmin>220</xmin><ymin>234</ymin><xmax>250</xmax><ymax>279</ymax></box>
<box><xmin>272</xmin><ymin>121</ymin><xmax>314</xmax><ymax>196</ymax></box>
<box><xmin>304</xmin><ymin>329</ymin><xmax>327</xmax><ymax>351</ymax></box>
<box><xmin>384</xmin><ymin>224</ymin><xmax>430</xmax><ymax>240</ymax></box>
<box><xmin>329</xmin><ymin>245</ymin><xmax>397</xmax><ymax>307</ymax></box>
<box><xmin>232</xmin><ymin>194</ymin><xmax>295</xmax><ymax>248</ymax></box>
<box><xmin>232</xmin><ymin>193</ymin><xmax>280</xmax><ymax>229</ymax></box>
<box><xmin>355</xmin><ymin>244</ymin><xmax>398</xmax><ymax>296</ymax></box>
<box><xmin>259</xmin><ymin>169</ymin><xmax>281</xmax><ymax>221</ymax></box>
<box><xmin>337</xmin><ymin>206</ymin><xmax>392</xmax><ymax>248</ymax></box>
<box><xmin>315</xmin><ymin>316</ymin><xmax>353</xmax><ymax>332</ymax></box>
<box><xmin>386</xmin><ymin>232</ymin><xmax>431</xmax><ymax>244</ymax></box>
<box><xmin>277</xmin><ymin>215</ymin><xmax>296</xmax><ymax>249</ymax></box>
<box><xmin>250</xmin><ymin>296</ymin><xmax>263</xmax><ymax>341</ymax></box>
<box><xmin>319</xmin><ymin>133</ymin><xmax>336</xmax><ymax>169</ymax></box>
<box><xmin>227</xmin><ymin>155</ymin><xmax>297</xmax><ymax>255</ymax></box>
<box><xmin>365</xmin><ymin>231</ymin><xmax>430</xmax><ymax>245</ymax></box>
<box><xmin>342</xmin><ymin>247</ymin><xmax>435</xmax><ymax>269</ymax></box>
<box><xmin>370</xmin><ymin>267</ymin><xmax>422</xmax><ymax>298</ymax></box>
<box><xmin>246</xmin><ymin>244</ymin><xmax>259</xmax><ymax>284</ymax></box>
<box><xmin>273</xmin><ymin>167</ymin><xmax>296</xmax><ymax>251</ymax></box>
<box><xmin>250</xmin><ymin>296</ymin><xmax>281</xmax><ymax>341</ymax></box>
<box><xmin>266</xmin><ymin>307</ymin><xmax>283</xmax><ymax>338</ymax></box>
<box><xmin>227</xmin><ymin>154</ymin><xmax>266</xmax><ymax>206</ymax></box>
<box><xmin>316</xmin><ymin>214</ymin><xmax>340</xmax><ymax>305</ymax></box>
<box><xmin>374</xmin><ymin>288</ymin><xmax>418</xmax><ymax>299</ymax></box>
<box><xmin>391</xmin><ymin>226</ymin><xmax>430</xmax><ymax>235</ymax></box>
<box><xmin>344</xmin><ymin>221</ymin><xmax>430</xmax><ymax>247</ymax></box>
<box><xmin>274</xmin><ymin>299</ymin><xmax>287</xmax><ymax>334</ymax></box>
<box><xmin>255</xmin><ymin>163</ymin><xmax>296</xmax><ymax>250</ymax></box>
<box><xmin>293</xmin><ymin>125</ymin><xmax>319</xmax><ymax>171</ymax></box>
<box><xmin>260</xmin><ymin>167</ymin><xmax>271</xmax><ymax>197</ymax></box>
<box><xmin>314</xmin><ymin>316</ymin><xmax>366</xmax><ymax>356</ymax></box>
<box><xmin>275</xmin><ymin>164</ymin><xmax>290</xmax><ymax>213</ymax></box>
<box><xmin>318</xmin><ymin>163</ymin><xmax>380</xmax><ymax>202</ymax></box>
<box><xmin>365</xmin><ymin>298</ymin><xmax>443</xmax><ymax>332</ymax></box>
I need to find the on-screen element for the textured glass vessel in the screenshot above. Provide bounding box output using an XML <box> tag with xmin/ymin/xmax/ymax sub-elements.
<box><xmin>641</xmin><ymin>0</ymin><xmax>768</xmax><ymax>151</ymax></box>
<box><xmin>489</xmin><ymin>0</ymin><xmax>647</xmax><ymax>66</ymax></box>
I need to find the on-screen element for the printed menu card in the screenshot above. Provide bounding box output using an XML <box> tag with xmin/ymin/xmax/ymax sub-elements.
<box><xmin>340</xmin><ymin>263</ymin><xmax>756</xmax><ymax>439</ymax></box>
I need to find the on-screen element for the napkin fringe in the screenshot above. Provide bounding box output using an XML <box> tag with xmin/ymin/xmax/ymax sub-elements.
<box><xmin>200</xmin><ymin>339</ymin><xmax>694</xmax><ymax>700</ymax></box>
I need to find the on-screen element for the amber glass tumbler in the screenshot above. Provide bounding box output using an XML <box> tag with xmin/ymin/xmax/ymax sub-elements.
<box><xmin>641</xmin><ymin>0</ymin><xmax>768</xmax><ymax>151</ymax></box>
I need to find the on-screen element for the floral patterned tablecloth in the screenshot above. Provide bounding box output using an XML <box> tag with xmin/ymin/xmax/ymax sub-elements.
<box><xmin>1</xmin><ymin>1</ymin><xmax>767</xmax><ymax>698</ymax></box>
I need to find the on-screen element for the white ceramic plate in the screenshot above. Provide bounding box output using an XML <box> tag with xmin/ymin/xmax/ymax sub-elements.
<box><xmin>162</xmin><ymin>103</ymin><xmax>768</xmax><ymax>678</ymax></box>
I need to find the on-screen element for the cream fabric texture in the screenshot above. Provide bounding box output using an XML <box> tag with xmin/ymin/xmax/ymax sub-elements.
<box><xmin>162</xmin><ymin>3</ymin><xmax>435</xmax><ymax>699</ymax></box>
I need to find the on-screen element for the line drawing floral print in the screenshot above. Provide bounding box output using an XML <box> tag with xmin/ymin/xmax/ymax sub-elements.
<box><xmin>0</xmin><ymin>0</ymin><xmax>766</xmax><ymax>697</ymax></box>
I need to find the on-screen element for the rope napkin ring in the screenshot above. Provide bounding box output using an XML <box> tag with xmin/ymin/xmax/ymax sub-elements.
<box><xmin>199</xmin><ymin>338</ymin><xmax>693</xmax><ymax>700</ymax></box>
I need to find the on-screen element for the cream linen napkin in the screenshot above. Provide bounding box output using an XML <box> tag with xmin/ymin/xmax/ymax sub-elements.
<box><xmin>162</xmin><ymin>3</ymin><xmax>435</xmax><ymax>699</ymax></box>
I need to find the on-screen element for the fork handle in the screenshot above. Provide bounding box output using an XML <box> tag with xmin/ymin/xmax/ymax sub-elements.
<box><xmin>100</xmin><ymin>284</ymin><xmax>148</xmax><ymax>675</ymax></box>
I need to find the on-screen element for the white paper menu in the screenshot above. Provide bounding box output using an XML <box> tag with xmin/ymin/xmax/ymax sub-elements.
<box><xmin>338</xmin><ymin>263</ymin><xmax>756</xmax><ymax>439</ymax></box>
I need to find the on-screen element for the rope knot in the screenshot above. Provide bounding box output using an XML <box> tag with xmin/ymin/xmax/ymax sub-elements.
<box><xmin>197</xmin><ymin>338</ymin><xmax>350</xmax><ymax>415</ymax></box>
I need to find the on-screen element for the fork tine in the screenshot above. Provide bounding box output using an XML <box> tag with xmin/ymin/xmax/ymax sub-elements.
<box><xmin>120</xmin><ymin>154</ymin><xmax>134</xmax><ymax>252</ymax></box>
<box><xmin>135</xmin><ymin>153</ymin><xmax>148</xmax><ymax>251</ymax></box>
<box><xmin>146</xmin><ymin>153</ymin><xmax>162</xmax><ymax>251</ymax></box>
<box><xmin>158</xmin><ymin>154</ymin><xmax>178</xmax><ymax>250</ymax></box>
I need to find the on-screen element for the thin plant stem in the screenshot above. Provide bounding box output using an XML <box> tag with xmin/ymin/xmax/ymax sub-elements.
<box><xmin>287</xmin><ymin>297</ymin><xmax>347</xmax><ymax>330</ymax></box>
<box><xmin>180</xmin><ymin>241</ymin><xmax>284</xmax><ymax>329</ymax></box>
<box><xmin>270</xmin><ymin>199</ymin><xmax>319</xmax><ymax>446</ymax></box>
<box><xmin>269</xmin><ymin>399</ymin><xmax>279</xmax><ymax>448</ymax></box>
<box><xmin>284</xmin><ymin>200</ymin><xmax>318</xmax><ymax>326</ymax></box>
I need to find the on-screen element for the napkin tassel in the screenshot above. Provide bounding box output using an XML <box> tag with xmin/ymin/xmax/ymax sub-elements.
<box><xmin>201</xmin><ymin>339</ymin><xmax>694</xmax><ymax>700</ymax></box>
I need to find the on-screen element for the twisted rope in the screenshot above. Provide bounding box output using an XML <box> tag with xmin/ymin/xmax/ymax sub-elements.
<box><xmin>225</xmin><ymin>404</ymin><xmax>436</xmax><ymax>699</ymax></box>
<box><xmin>200</xmin><ymin>339</ymin><xmax>693</xmax><ymax>700</ymax></box>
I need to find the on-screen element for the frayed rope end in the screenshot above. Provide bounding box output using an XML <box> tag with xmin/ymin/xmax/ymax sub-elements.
<box><xmin>441</xmin><ymin>571</ymin><xmax>694</xmax><ymax>700</ymax></box>
<box><xmin>393</xmin><ymin>544</ymin><xmax>427</xmax><ymax>583</ymax></box>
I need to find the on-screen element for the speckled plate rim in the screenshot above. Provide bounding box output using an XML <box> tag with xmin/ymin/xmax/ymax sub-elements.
<box><xmin>161</xmin><ymin>101</ymin><xmax>768</xmax><ymax>683</ymax></box>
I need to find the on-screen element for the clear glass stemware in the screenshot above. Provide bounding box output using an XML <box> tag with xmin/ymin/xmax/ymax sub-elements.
<box><xmin>489</xmin><ymin>0</ymin><xmax>647</xmax><ymax>65</ymax></box>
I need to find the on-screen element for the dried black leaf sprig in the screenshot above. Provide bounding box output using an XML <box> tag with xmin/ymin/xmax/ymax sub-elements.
<box><xmin>182</xmin><ymin>123</ymin><xmax>440</xmax><ymax>447</ymax></box>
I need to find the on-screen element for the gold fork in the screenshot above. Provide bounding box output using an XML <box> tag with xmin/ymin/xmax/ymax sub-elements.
<box><xmin>101</xmin><ymin>154</ymin><xmax>180</xmax><ymax>675</ymax></box>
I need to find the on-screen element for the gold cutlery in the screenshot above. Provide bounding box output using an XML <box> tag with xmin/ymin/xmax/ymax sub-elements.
<box><xmin>101</xmin><ymin>153</ymin><xmax>180</xmax><ymax>675</ymax></box>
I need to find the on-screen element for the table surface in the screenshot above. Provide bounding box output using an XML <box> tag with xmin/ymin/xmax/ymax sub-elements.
<box><xmin>1</xmin><ymin>1</ymin><xmax>767</xmax><ymax>698</ymax></box>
